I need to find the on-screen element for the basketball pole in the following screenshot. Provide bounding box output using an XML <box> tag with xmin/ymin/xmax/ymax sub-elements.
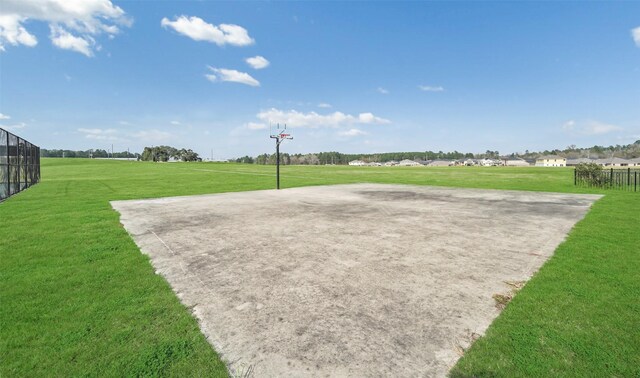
<box><xmin>270</xmin><ymin>124</ymin><xmax>292</xmax><ymax>190</ymax></box>
<box><xmin>276</xmin><ymin>139</ymin><xmax>280</xmax><ymax>189</ymax></box>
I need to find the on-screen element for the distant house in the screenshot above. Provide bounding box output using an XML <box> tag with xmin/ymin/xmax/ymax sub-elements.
<box><xmin>566</xmin><ymin>158</ymin><xmax>596</xmax><ymax>166</ymax></box>
<box><xmin>348</xmin><ymin>160</ymin><xmax>367</xmax><ymax>166</ymax></box>
<box><xmin>503</xmin><ymin>158</ymin><xmax>530</xmax><ymax>167</ymax></box>
<box><xmin>398</xmin><ymin>159</ymin><xmax>421</xmax><ymax>166</ymax></box>
<box><xmin>479</xmin><ymin>158</ymin><xmax>499</xmax><ymax>166</ymax></box>
<box><xmin>463</xmin><ymin>159</ymin><xmax>477</xmax><ymax>166</ymax></box>
<box><xmin>428</xmin><ymin>160</ymin><xmax>453</xmax><ymax>167</ymax></box>
<box><xmin>629</xmin><ymin>158</ymin><xmax>640</xmax><ymax>167</ymax></box>
<box><xmin>535</xmin><ymin>155</ymin><xmax>566</xmax><ymax>167</ymax></box>
<box><xmin>384</xmin><ymin>160</ymin><xmax>399</xmax><ymax>166</ymax></box>
<box><xmin>595</xmin><ymin>158</ymin><xmax>631</xmax><ymax>167</ymax></box>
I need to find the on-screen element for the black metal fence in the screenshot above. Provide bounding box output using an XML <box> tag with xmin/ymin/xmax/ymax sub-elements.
<box><xmin>0</xmin><ymin>128</ymin><xmax>41</xmax><ymax>201</ymax></box>
<box><xmin>575</xmin><ymin>167</ymin><xmax>639</xmax><ymax>192</ymax></box>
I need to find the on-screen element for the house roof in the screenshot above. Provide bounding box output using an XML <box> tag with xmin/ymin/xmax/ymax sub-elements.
<box><xmin>537</xmin><ymin>155</ymin><xmax>565</xmax><ymax>160</ymax></box>
<box><xmin>595</xmin><ymin>158</ymin><xmax>632</xmax><ymax>164</ymax></box>
<box><xmin>428</xmin><ymin>160</ymin><xmax>452</xmax><ymax>166</ymax></box>
<box><xmin>566</xmin><ymin>158</ymin><xmax>596</xmax><ymax>164</ymax></box>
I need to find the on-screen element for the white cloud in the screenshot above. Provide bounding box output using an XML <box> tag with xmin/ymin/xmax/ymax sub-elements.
<box><xmin>0</xmin><ymin>14</ymin><xmax>37</xmax><ymax>50</ymax></box>
<box><xmin>246</xmin><ymin>55</ymin><xmax>269</xmax><ymax>69</ymax></box>
<box><xmin>0</xmin><ymin>0</ymin><xmax>131</xmax><ymax>55</ymax></box>
<box><xmin>583</xmin><ymin>121</ymin><xmax>623</xmax><ymax>135</ymax></box>
<box><xmin>377</xmin><ymin>87</ymin><xmax>389</xmax><ymax>94</ymax></box>
<box><xmin>339</xmin><ymin>128</ymin><xmax>368</xmax><ymax>137</ymax></box>
<box><xmin>50</xmin><ymin>25</ymin><xmax>94</xmax><ymax>56</ymax></box>
<box><xmin>206</xmin><ymin>67</ymin><xmax>260</xmax><ymax>87</ymax></box>
<box><xmin>419</xmin><ymin>85</ymin><xmax>444</xmax><ymax>92</ymax></box>
<box><xmin>246</xmin><ymin>122</ymin><xmax>267</xmax><ymax>130</ymax></box>
<box><xmin>562</xmin><ymin>120</ymin><xmax>623</xmax><ymax>135</ymax></box>
<box><xmin>632</xmin><ymin>26</ymin><xmax>640</xmax><ymax>47</ymax></box>
<box><xmin>131</xmin><ymin>129</ymin><xmax>172</xmax><ymax>142</ymax></box>
<box><xmin>170</xmin><ymin>120</ymin><xmax>181</xmax><ymax>125</ymax></box>
<box><xmin>318</xmin><ymin>103</ymin><xmax>332</xmax><ymax>108</ymax></box>
<box><xmin>256</xmin><ymin>108</ymin><xmax>390</xmax><ymax>128</ymax></box>
<box><xmin>78</xmin><ymin>127</ymin><xmax>119</xmax><ymax>140</ymax></box>
<box><xmin>0</xmin><ymin>113</ymin><xmax>10</xmax><ymax>120</ymax></box>
<box><xmin>562</xmin><ymin>120</ymin><xmax>575</xmax><ymax>131</ymax></box>
<box><xmin>0</xmin><ymin>122</ymin><xmax>26</xmax><ymax>131</ymax></box>
<box><xmin>161</xmin><ymin>15</ymin><xmax>253</xmax><ymax>46</ymax></box>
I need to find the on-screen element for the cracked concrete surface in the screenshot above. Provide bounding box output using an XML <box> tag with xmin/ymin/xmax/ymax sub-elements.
<box><xmin>111</xmin><ymin>184</ymin><xmax>601</xmax><ymax>377</ymax></box>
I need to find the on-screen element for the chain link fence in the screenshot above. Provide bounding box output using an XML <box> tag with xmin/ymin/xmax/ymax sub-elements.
<box><xmin>1</xmin><ymin>128</ymin><xmax>41</xmax><ymax>201</ymax></box>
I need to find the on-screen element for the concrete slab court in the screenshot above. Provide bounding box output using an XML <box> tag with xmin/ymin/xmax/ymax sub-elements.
<box><xmin>111</xmin><ymin>184</ymin><xmax>601</xmax><ymax>377</ymax></box>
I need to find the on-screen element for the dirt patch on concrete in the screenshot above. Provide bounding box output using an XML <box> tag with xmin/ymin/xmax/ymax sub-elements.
<box><xmin>111</xmin><ymin>184</ymin><xmax>600</xmax><ymax>377</ymax></box>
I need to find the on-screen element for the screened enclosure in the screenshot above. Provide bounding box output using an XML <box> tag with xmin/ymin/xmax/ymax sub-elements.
<box><xmin>0</xmin><ymin>128</ymin><xmax>40</xmax><ymax>201</ymax></box>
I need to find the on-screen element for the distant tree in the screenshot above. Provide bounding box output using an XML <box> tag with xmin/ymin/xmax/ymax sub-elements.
<box><xmin>175</xmin><ymin>148</ymin><xmax>200</xmax><ymax>162</ymax></box>
<box><xmin>141</xmin><ymin>146</ymin><xmax>179</xmax><ymax>162</ymax></box>
<box><xmin>236</xmin><ymin>155</ymin><xmax>254</xmax><ymax>164</ymax></box>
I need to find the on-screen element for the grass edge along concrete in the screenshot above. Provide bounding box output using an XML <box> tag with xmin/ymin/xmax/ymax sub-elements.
<box><xmin>1</xmin><ymin>158</ymin><xmax>637</xmax><ymax>377</ymax></box>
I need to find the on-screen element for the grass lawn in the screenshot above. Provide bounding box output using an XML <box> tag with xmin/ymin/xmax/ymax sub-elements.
<box><xmin>1</xmin><ymin>158</ymin><xmax>638</xmax><ymax>376</ymax></box>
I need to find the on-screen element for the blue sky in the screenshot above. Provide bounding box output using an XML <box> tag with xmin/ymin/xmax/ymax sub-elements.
<box><xmin>1</xmin><ymin>1</ymin><xmax>639</xmax><ymax>159</ymax></box>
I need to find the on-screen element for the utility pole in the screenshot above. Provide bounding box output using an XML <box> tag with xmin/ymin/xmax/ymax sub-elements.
<box><xmin>269</xmin><ymin>124</ymin><xmax>293</xmax><ymax>190</ymax></box>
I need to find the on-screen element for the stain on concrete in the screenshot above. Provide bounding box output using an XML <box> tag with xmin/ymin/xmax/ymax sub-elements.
<box><xmin>111</xmin><ymin>184</ymin><xmax>601</xmax><ymax>377</ymax></box>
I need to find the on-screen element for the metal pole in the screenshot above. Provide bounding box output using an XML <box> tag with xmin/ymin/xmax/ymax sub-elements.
<box><xmin>276</xmin><ymin>138</ymin><xmax>280</xmax><ymax>190</ymax></box>
<box><xmin>17</xmin><ymin>138</ymin><xmax>21</xmax><ymax>193</ymax></box>
<box><xmin>5</xmin><ymin>131</ymin><xmax>8</xmax><ymax>197</ymax></box>
<box><xmin>610</xmin><ymin>168</ymin><xmax>613</xmax><ymax>188</ymax></box>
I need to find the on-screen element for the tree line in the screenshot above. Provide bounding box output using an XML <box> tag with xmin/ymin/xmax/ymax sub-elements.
<box><xmin>234</xmin><ymin>140</ymin><xmax>640</xmax><ymax>165</ymax></box>
<box><xmin>40</xmin><ymin>139</ymin><xmax>640</xmax><ymax>164</ymax></box>
<box><xmin>41</xmin><ymin>149</ymin><xmax>139</xmax><ymax>159</ymax></box>
<box><xmin>41</xmin><ymin>146</ymin><xmax>201</xmax><ymax>162</ymax></box>
<box><xmin>235</xmin><ymin>151</ymin><xmax>475</xmax><ymax>165</ymax></box>
<box><xmin>519</xmin><ymin>140</ymin><xmax>640</xmax><ymax>160</ymax></box>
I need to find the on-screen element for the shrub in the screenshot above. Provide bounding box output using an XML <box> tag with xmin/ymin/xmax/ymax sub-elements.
<box><xmin>575</xmin><ymin>163</ymin><xmax>606</xmax><ymax>186</ymax></box>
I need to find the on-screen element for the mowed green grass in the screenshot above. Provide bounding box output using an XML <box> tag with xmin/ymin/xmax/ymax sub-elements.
<box><xmin>1</xmin><ymin>158</ymin><xmax>638</xmax><ymax>377</ymax></box>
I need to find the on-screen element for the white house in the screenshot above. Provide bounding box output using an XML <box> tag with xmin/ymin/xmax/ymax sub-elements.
<box><xmin>398</xmin><ymin>159</ymin><xmax>421</xmax><ymax>166</ymax></box>
<box><xmin>535</xmin><ymin>155</ymin><xmax>566</xmax><ymax>167</ymax></box>
<box><xmin>566</xmin><ymin>158</ymin><xmax>596</xmax><ymax>166</ymax></box>
<box><xmin>384</xmin><ymin>160</ymin><xmax>399</xmax><ymax>166</ymax></box>
<box><xmin>428</xmin><ymin>160</ymin><xmax>453</xmax><ymax>167</ymax></box>
<box><xmin>503</xmin><ymin>158</ymin><xmax>530</xmax><ymax>167</ymax></box>
<box><xmin>348</xmin><ymin>160</ymin><xmax>367</xmax><ymax>166</ymax></box>
<box><xmin>595</xmin><ymin>158</ymin><xmax>632</xmax><ymax>167</ymax></box>
<box><xmin>479</xmin><ymin>158</ymin><xmax>499</xmax><ymax>166</ymax></box>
